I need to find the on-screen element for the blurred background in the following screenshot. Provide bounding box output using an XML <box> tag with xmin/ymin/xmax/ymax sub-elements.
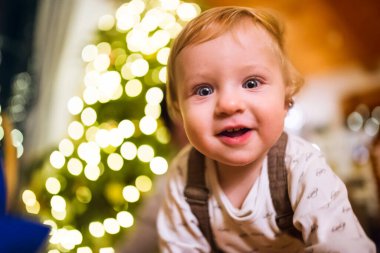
<box><xmin>0</xmin><ymin>0</ymin><xmax>379</xmax><ymax>252</ymax></box>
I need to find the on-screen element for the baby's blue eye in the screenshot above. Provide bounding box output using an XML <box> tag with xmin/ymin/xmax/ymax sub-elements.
<box><xmin>243</xmin><ymin>79</ymin><xmax>260</xmax><ymax>89</ymax></box>
<box><xmin>196</xmin><ymin>86</ymin><xmax>213</xmax><ymax>96</ymax></box>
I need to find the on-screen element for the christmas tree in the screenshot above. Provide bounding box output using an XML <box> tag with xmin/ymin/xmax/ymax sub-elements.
<box><xmin>21</xmin><ymin>0</ymin><xmax>201</xmax><ymax>251</ymax></box>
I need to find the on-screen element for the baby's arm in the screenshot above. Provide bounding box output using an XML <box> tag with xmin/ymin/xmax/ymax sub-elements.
<box><xmin>157</xmin><ymin>147</ymin><xmax>211</xmax><ymax>253</ymax></box>
<box><xmin>288</xmin><ymin>142</ymin><xmax>376</xmax><ymax>253</ymax></box>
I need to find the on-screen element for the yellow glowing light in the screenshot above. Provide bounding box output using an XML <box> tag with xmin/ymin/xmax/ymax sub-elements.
<box><xmin>25</xmin><ymin>201</ymin><xmax>40</xmax><ymax>214</ymax></box>
<box><xmin>159</xmin><ymin>66</ymin><xmax>167</xmax><ymax>83</ymax></box>
<box><xmin>50</xmin><ymin>151</ymin><xmax>65</xmax><ymax>169</ymax></box>
<box><xmin>108</xmin><ymin>128</ymin><xmax>123</xmax><ymax>147</ymax></box>
<box><xmin>46</xmin><ymin>177</ymin><xmax>61</xmax><ymax>194</ymax></box>
<box><xmin>68</xmin><ymin>121</ymin><xmax>84</xmax><ymax>140</ymax></box>
<box><xmin>157</xmin><ymin>47</ymin><xmax>170</xmax><ymax>65</ymax></box>
<box><xmin>125</xmin><ymin>79</ymin><xmax>143</xmax><ymax>97</ymax></box>
<box><xmin>67</xmin><ymin>96</ymin><xmax>84</xmax><ymax>115</ymax></box>
<box><xmin>49</xmin><ymin>229</ymin><xmax>59</xmax><ymax>244</ymax></box>
<box><xmin>115</xmin><ymin>53</ymin><xmax>127</xmax><ymax>67</ymax></box>
<box><xmin>156</xmin><ymin>126</ymin><xmax>171</xmax><ymax>144</ymax></box>
<box><xmin>82</xmin><ymin>44</ymin><xmax>98</xmax><ymax>62</ymax></box>
<box><xmin>131</xmin><ymin>59</ymin><xmax>149</xmax><ymax>77</ymax></box>
<box><xmin>89</xmin><ymin>221</ymin><xmax>105</xmax><ymax>238</ymax></box>
<box><xmin>121</xmin><ymin>62</ymin><xmax>135</xmax><ymax>80</ymax></box>
<box><xmin>126</xmin><ymin>28</ymin><xmax>148</xmax><ymax>52</ymax></box>
<box><xmin>11</xmin><ymin>129</ymin><xmax>23</xmax><ymax>147</ymax></box>
<box><xmin>151</xmin><ymin>30</ymin><xmax>170</xmax><ymax>49</ymax></box>
<box><xmin>51</xmin><ymin>195</ymin><xmax>66</xmax><ymax>213</ymax></box>
<box><xmin>150</xmin><ymin>156</ymin><xmax>168</xmax><ymax>175</ymax></box>
<box><xmin>116</xmin><ymin>0</ymin><xmax>145</xmax><ymax>25</ymax></box>
<box><xmin>177</xmin><ymin>3</ymin><xmax>199</xmax><ymax>21</ymax></box>
<box><xmin>129</xmin><ymin>0</ymin><xmax>146</xmax><ymax>14</ymax></box>
<box><xmin>85</xmin><ymin>126</ymin><xmax>98</xmax><ymax>142</ymax></box>
<box><xmin>98</xmin><ymin>14</ymin><xmax>115</xmax><ymax>31</ymax></box>
<box><xmin>99</xmin><ymin>248</ymin><xmax>114</xmax><ymax>253</ymax></box>
<box><xmin>130</xmin><ymin>58</ymin><xmax>149</xmax><ymax>77</ymax></box>
<box><xmin>84</xmin><ymin>164</ymin><xmax>101</xmax><ymax>181</ymax></box>
<box><xmin>127</xmin><ymin>53</ymin><xmax>143</xmax><ymax>63</ymax></box>
<box><xmin>144</xmin><ymin>104</ymin><xmax>161</xmax><ymax>119</ymax></box>
<box><xmin>116</xmin><ymin>12</ymin><xmax>140</xmax><ymax>32</ymax></box>
<box><xmin>15</xmin><ymin>145</ymin><xmax>23</xmax><ymax>158</ymax></box>
<box><xmin>59</xmin><ymin>138</ymin><xmax>74</xmax><ymax>157</ymax></box>
<box><xmin>76</xmin><ymin>186</ymin><xmax>92</xmax><ymax>203</ymax></box>
<box><xmin>95</xmin><ymin>129</ymin><xmax>110</xmax><ymax>148</ymax></box>
<box><xmin>137</xmin><ymin>144</ymin><xmax>154</xmax><ymax>162</ymax></box>
<box><xmin>98</xmin><ymin>71</ymin><xmax>122</xmax><ymax>102</ymax></box>
<box><xmin>166</xmin><ymin>22</ymin><xmax>183</xmax><ymax>39</ymax></box>
<box><xmin>160</xmin><ymin>0</ymin><xmax>180</xmax><ymax>10</ymax></box>
<box><xmin>83</xmin><ymin>87</ymin><xmax>99</xmax><ymax>105</ymax></box>
<box><xmin>107</xmin><ymin>153</ymin><xmax>124</xmax><ymax>171</ymax></box>
<box><xmin>54</xmin><ymin>229</ymin><xmax>82</xmax><ymax>250</ymax></box>
<box><xmin>67</xmin><ymin>158</ymin><xmax>83</xmax><ymax>176</ymax></box>
<box><xmin>140</xmin><ymin>10</ymin><xmax>159</xmax><ymax>32</ymax></box>
<box><xmin>118</xmin><ymin>120</ymin><xmax>135</xmax><ymax>139</ymax></box>
<box><xmin>159</xmin><ymin>12</ymin><xmax>176</xmax><ymax>30</ymax></box>
<box><xmin>51</xmin><ymin>208</ymin><xmax>66</xmax><ymax>221</ymax></box>
<box><xmin>104</xmin><ymin>183</ymin><xmax>124</xmax><ymax>205</ymax></box>
<box><xmin>43</xmin><ymin>219</ymin><xmax>57</xmax><ymax>232</ymax></box>
<box><xmin>78</xmin><ymin>142</ymin><xmax>101</xmax><ymax>165</ymax></box>
<box><xmin>81</xmin><ymin>107</ymin><xmax>97</xmax><ymax>126</ymax></box>
<box><xmin>84</xmin><ymin>71</ymin><xmax>100</xmax><ymax>88</ymax></box>
<box><xmin>48</xmin><ymin>250</ymin><xmax>60</xmax><ymax>253</ymax></box>
<box><xmin>97</xmin><ymin>42</ymin><xmax>112</xmax><ymax>55</ymax></box>
<box><xmin>140</xmin><ymin>38</ymin><xmax>156</xmax><ymax>55</ymax></box>
<box><xmin>120</xmin><ymin>142</ymin><xmax>137</xmax><ymax>160</ymax></box>
<box><xmin>112</xmin><ymin>84</ymin><xmax>123</xmax><ymax>100</ymax></box>
<box><xmin>135</xmin><ymin>175</ymin><xmax>152</xmax><ymax>192</ymax></box>
<box><xmin>77</xmin><ymin>246</ymin><xmax>93</xmax><ymax>253</ymax></box>
<box><xmin>69</xmin><ymin>229</ymin><xmax>83</xmax><ymax>246</ymax></box>
<box><xmin>139</xmin><ymin>116</ymin><xmax>157</xmax><ymax>135</ymax></box>
<box><xmin>146</xmin><ymin>87</ymin><xmax>164</xmax><ymax>105</ymax></box>
<box><xmin>22</xmin><ymin>189</ymin><xmax>37</xmax><ymax>206</ymax></box>
<box><xmin>122</xmin><ymin>185</ymin><xmax>140</xmax><ymax>202</ymax></box>
<box><xmin>104</xmin><ymin>218</ymin><xmax>120</xmax><ymax>234</ymax></box>
<box><xmin>117</xmin><ymin>211</ymin><xmax>134</xmax><ymax>228</ymax></box>
<box><xmin>93</xmin><ymin>54</ymin><xmax>110</xmax><ymax>72</ymax></box>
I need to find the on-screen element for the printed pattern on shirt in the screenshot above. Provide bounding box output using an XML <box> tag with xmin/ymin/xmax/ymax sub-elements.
<box><xmin>157</xmin><ymin>134</ymin><xmax>376</xmax><ymax>253</ymax></box>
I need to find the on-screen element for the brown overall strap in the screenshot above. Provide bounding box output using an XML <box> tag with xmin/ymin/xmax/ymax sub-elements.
<box><xmin>268</xmin><ymin>132</ymin><xmax>303</xmax><ymax>240</ymax></box>
<box><xmin>184</xmin><ymin>148</ymin><xmax>222</xmax><ymax>253</ymax></box>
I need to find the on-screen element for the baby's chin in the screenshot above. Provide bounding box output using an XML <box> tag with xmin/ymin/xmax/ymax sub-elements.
<box><xmin>213</xmin><ymin>155</ymin><xmax>262</xmax><ymax>168</ymax></box>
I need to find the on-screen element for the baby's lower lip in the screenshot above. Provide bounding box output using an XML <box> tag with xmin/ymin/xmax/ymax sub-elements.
<box><xmin>217</xmin><ymin>128</ymin><xmax>252</xmax><ymax>145</ymax></box>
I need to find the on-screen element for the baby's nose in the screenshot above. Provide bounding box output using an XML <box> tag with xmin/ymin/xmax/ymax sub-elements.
<box><xmin>215</xmin><ymin>90</ymin><xmax>245</xmax><ymax>116</ymax></box>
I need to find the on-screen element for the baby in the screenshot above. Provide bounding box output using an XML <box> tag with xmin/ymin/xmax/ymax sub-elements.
<box><xmin>157</xmin><ymin>6</ymin><xmax>376</xmax><ymax>253</ymax></box>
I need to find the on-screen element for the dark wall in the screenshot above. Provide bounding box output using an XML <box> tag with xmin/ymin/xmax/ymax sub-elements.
<box><xmin>0</xmin><ymin>0</ymin><xmax>38</xmax><ymax>110</ymax></box>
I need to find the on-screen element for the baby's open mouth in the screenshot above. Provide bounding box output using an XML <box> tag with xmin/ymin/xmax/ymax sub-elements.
<box><xmin>218</xmin><ymin>128</ymin><xmax>251</xmax><ymax>137</ymax></box>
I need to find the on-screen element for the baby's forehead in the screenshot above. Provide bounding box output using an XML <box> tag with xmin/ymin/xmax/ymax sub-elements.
<box><xmin>186</xmin><ymin>18</ymin><xmax>280</xmax><ymax>51</ymax></box>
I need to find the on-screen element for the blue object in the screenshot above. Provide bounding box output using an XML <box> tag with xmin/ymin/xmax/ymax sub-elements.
<box><xmin>0</xmin><ymin>156</ymin><xmax>6</xmax><ymax>216</ymax></box>
<box><xmin>0</xmin><ymin>154</ymin><xmax>50</xmax><ymax>253</ymax></box>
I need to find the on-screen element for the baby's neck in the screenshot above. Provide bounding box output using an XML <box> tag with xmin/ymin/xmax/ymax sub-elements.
<box><xmin>216</xmin><ymin>159</ymin><xmax>264</xmax><ymax>209</ymax></box>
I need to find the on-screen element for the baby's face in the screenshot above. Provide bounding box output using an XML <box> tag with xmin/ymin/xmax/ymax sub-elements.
<box><xmin>175</xmin><ymin>21</ymin><xmax>289</xmax><ymax>168</ymax></box>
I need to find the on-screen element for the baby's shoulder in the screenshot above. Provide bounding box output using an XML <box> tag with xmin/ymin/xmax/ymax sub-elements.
<box><xmin>286</xmin><ymin>133</ymin><xmax>322</xmax><ymax>159</ymax></box>
<box><xmin>285</xmin><ymin>133</ymin><xmax>329</xmax><ymax>176</ymax></box>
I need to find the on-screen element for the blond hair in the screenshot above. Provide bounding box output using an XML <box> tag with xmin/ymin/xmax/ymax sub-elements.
<box><xmin>166</xmin><ymin>6</ymin><xmax>304</xmax><ymax>120</ymax></box>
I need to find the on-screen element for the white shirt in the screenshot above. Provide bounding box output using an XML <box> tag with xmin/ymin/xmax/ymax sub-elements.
<box><xmin>157</xmin><ymin>134</ymin><xmax>376</xmax><ymax>253</ymax></box>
